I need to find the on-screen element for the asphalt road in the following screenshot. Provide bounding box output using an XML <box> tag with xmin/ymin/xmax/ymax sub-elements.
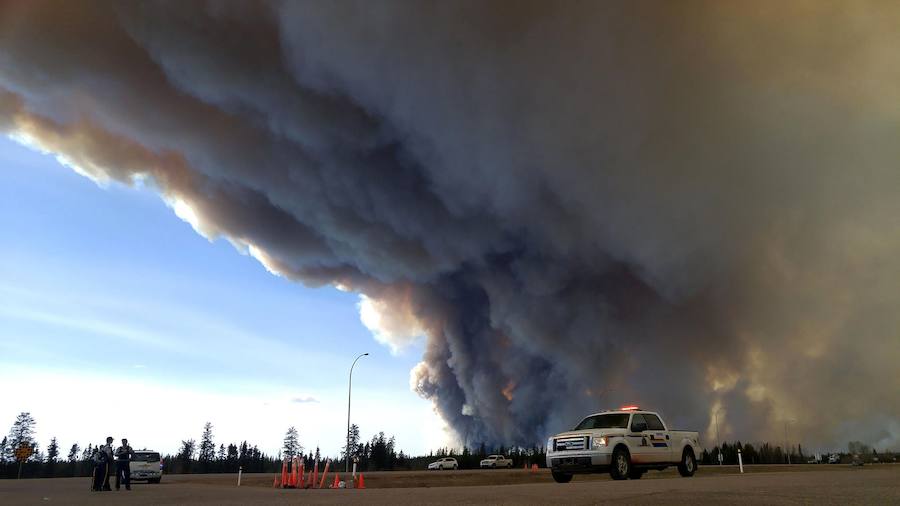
<box><xmin>1</xmin><ymin>466</ymin><xmax>897</xmax><ymax>505</ymax></box>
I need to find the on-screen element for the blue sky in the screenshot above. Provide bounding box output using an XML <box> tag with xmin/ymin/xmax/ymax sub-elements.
<box><xmin>0</xmin><ymin>135</ymin><xmax>446</xmax><ymax>458</ymax></box>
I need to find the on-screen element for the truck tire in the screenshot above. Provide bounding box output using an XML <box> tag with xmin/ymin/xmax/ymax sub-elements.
<box><xmin>678</xmin><ymin>448</ymin><xmax>696</xmax><ymax>477</ymax></box>
<box><xmin>610</xmin><ymin>446</ymin><xmax>631</xmax><ymax>480</ymax></box>
<box><xmin>551</xmin><ymin>471</ymin><xmax>573</xmax><ymax>483</ymax></box>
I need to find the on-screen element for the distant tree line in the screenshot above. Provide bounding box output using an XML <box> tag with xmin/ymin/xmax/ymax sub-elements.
<box><xmin>701</xmin><ymin>440</ymin><xmax>896</xmax><ymax>465</ymax></box>
<box><xmin>2</xmin><ymin>411</ymin><xmax>896</xmax><ymax>479</ymax></box>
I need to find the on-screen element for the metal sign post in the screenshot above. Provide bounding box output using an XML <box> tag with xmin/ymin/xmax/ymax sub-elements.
<box><xmin>15</xmin><ymin>444</ymin><xmax>34</xmax><ymax>479</ymax></box>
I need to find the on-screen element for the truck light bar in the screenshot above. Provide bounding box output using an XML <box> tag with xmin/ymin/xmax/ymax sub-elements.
<box><xmin>620</xmin><ymin>405</ymin><xmax>640</xmax><ymax>411</ymax></box>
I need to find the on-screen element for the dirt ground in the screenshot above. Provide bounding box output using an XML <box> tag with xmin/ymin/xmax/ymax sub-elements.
<box><xmin>1</xmin><ymin>464</ymin><xmax>897</xmax><ymax>505</ymax></box>
<box><xmin>214</xmin><ymin>462</ymin><xmax>890</xmax><ymax>488</ymax></box>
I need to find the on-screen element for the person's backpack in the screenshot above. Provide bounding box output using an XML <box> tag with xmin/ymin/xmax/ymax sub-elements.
<box><xmin>92</xmin><ymin>449</ymin><xmax>108</xmax><ymax>465</ymax></box>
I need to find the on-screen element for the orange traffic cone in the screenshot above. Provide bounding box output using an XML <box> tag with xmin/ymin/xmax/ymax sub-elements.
<box><xmin>281</xmin><ymin>460</ymin><xmax>288</xmax><ymax>488</ymax></box>
<box><xmin>331</xmin><ymin>473</ymin><xmax>340</xmax><ymax>488</ymax></box>
<box><xmin>273</xmin><ymin>475</ymin><xmax>279</xmax><ymax>488</ymax></box>
<box><xmin>523</xmin><ymin>463</ymin><xmax>528</xmax><ymax>470</ymax></box>
<box><xmin>318</xmin><ymin>460</ymin><xmax>331</xmax><ymax>489</ymax></box>
<box><xmin>357</xmin><ymin>473</ymin><xmax>365</xmax><ymax>489</ymax></box>
<box><xmin>531</xmin><ymin>463</ymin><xmax>538</xmax><ymax>474</ymax></box>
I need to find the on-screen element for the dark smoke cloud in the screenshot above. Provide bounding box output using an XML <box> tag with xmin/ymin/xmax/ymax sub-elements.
<box><xmin>2</xmin><ymin>1</ymin><xmax>898</xmax><ymax>449</ymax></box>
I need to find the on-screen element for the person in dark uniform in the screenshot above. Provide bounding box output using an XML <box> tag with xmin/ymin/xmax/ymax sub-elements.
<box><xmin>115</xmin><ymin>438</ymin><xmax>134</xmax><ymax>490</ymax></box>
<box><xmin>101</xmin><ymin>437</ymin><xmax>115</xmax><ymax>491</ymax></box>
<box><xmin>91</xmin><ymin>445</ymin><xmax>110</xmax><ymax>491</ymax></box>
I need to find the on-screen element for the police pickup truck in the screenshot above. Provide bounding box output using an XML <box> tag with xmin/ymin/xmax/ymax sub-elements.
<box><xmin>546</xmin><ymin>406</ymin><xmax>700</xmax><ymax>482</ymax></box>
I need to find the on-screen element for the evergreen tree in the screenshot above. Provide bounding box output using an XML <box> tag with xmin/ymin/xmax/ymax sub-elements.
<box><xmin>67</xmin><ymin>443</ymin><xmax>80</xmax><ymax>462</ymax></box>
<box><xmin>314</xmin><ymin>446</ymin><xmax>320</xmax><ymax>463</ymax></box>
<box><xmin>342</xmin><ymin>424</ymin><xmax>360</xmax><ymax>461</ymax></box>
<box><xmin>7</xmin><ymin>412</ymin><xmax>37</xmax><ymax>461</ymax></box>
<box><xmin>178</xmin><ymin>439</ymin><xmax>196</xmax><ymax>461</ymax></box>
<box><xmin>198</xmin><ymin>422</ymin><xmax>215</xmax><ymax>462</ymax></box>
<box><xmin>81</xmin><ymin>444</ymin><xmax>93</xmax><ymax>461</ymax></box>
<box><xmin>283</xmin><ymin>426</ymin><xmax>301</xmax><ymax>459</ymax></box>
<box><xmin>217</xmin><ymin>444</ymin><xmax>226</xmax><ymax>461</ymax></box>
<box><xmin>0</xmin><ymin>436</ymin><xmax>7</xmax><ymax>463</ymax></box>
<box><xmin>46</xmin><ymin>437</ymin><xmax>59</xmax><ymax>463</ymax></box>
<box><xmin>742</xmin><ymin>443</ymin><xmax>757</xmax><ymax>464</ymax></box>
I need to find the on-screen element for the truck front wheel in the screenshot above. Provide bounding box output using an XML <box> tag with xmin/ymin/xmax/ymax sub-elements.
<box><xmin>678</xmin><ymin>449</ymin><xmax>696</xmax><ymax>477</ymax></box>
<box><xmin>610</xmin><ymin>446</ymin><xmax>631</xmax><ymax>480</ymax></box>
<box><xmin>551</xmin><ymin>470</ymin><xmax>573</xmax><ymax>483</ymax></box>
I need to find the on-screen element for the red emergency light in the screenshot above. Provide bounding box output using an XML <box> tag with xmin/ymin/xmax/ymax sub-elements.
<box><xmin>619</xmin><ymin>405</ymin><xmax>640</xmax><ymax>411</ymax></box>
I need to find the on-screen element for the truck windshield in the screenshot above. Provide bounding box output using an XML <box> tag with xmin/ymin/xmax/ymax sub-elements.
<box><xmin>133</xmin><ymin>453</ymin><xmax>160</xmax><ymax>462</ymax></box>
<box><xmin>573</xmin><ymin>414</ymin><xmax>630</xmax><ymax>430</ymax></box>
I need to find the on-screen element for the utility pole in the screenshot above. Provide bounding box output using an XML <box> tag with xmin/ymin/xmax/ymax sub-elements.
<box><xmin>346</xmin><ymin>353</ymin><xmax>368</xmax><ymax>473</ymax></box>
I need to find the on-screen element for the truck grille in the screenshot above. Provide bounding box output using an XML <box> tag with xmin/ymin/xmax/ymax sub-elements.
<box><xmin>554</xmin><ymin>436</ymin><xmax>589</xmax><ymax>451</ymax></box>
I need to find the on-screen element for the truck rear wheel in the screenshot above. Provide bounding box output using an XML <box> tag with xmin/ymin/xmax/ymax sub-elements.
<box><xmin>610</xmin><ymin>446</ymin><xmax>631</xmax><ymax>480</ymax></box>
<box><xmin>678</xmin><ymin>449</ymin><xmax>696</xmax><ymax>477</ymax></box>
<box><xmin>551</xmin><ymin>471</ymin><xmax>573</xmax><ymax>483</ymax></box>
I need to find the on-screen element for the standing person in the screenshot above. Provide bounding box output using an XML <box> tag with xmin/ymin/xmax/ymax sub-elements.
<box><xmin>115</xmin><ymin>438</ymin><xmax>134</xmax><ymax>491</ymax></box>
<box><xmin>91</xmin><ymin>445</ymin><xmax>109</xmax><ymax>492</ymax></box>
<box><xmin>101</xmin><ymin>437</ymin><xmax>115</xmax><ymax>491</ymax></box>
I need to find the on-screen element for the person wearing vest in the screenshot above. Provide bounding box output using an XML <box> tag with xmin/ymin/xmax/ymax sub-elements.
<box><xmin>115</xmin><ymin>438</ymin><xmax>135</xmax><ymax>490</ymax></box>
<box><xmin>100</xmin><ymin>437</ymin><xmax>115</xmax><ymax>491</ymax></box>
<box><xmin>90</xmin><ymin>445</ymin><xmax>110</xmax><ymax>492</ymax></box>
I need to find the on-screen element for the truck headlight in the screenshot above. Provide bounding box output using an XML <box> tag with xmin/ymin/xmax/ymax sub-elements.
<box><xmin>592</xmin><ymin>436</ymin><xmax>607</xmax><ymax>448</ymax></box>
<box><xmin>547</xmin><ymin>438</ymin><xmax>554</xmax><ymax>449</ymax></box>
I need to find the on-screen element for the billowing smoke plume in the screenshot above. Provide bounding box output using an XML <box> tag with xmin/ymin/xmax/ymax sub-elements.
<box><xmin>2</xmin><ymin>1</ymin><xmax>898</xmax><ymax>449</ymax></box>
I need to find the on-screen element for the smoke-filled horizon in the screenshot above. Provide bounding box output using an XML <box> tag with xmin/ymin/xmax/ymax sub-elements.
<box><xmin>1</xmin><ymin>1</ymin><xmax>897</xmax><ymax>450</ymax></box>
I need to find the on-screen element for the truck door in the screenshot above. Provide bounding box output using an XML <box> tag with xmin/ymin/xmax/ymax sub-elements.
<box><xmin>627</xmin><ymin>414</ymin><xmax>654</xmax><ymax>464</ymax></box>
<box><xmin>642</xmin><ymin>413</ymin><xmax>670</xmax><ymax>463</ymax></box>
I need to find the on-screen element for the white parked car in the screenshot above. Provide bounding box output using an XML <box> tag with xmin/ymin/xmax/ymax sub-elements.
<box><xmin>480</xmin><ymin>455</ymin><xmax>513</xmax><ymax>468</ymax></box>
<box><xmin>130</xmin><ymin>450</ymin><xmax>163</xmax><ymax>483</ymax></box>
<box><xmin>546</xmin><ymin>406</ymin><xmax>701</xmax><ymax>482</ymax></box>
<box><xmin>427</xmin><ymin>457</ymin><xmax>458</xmax><ymax>470</ymax></box>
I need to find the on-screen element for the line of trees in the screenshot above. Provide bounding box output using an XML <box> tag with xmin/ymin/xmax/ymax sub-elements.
<box><xmin>700</xmin><ymin>440</ymin><xmax>896</xmax><ymax>465</ymax></box>
<box><xmin>3</xmin><ymin>411</ymin><xmax>896</xmax><ymax>479</ymax></box>
<box><xmin>702</xmin><ymin>441</ymin><xmax>796</xmax><ymax>465</ymax></box>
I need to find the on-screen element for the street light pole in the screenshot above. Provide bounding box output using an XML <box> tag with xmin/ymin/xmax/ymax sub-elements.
<box><xmin>346</xmin><ymin>352</ymin><xmax>368</xmax><ymax>472</ymax></box>
<box><xmin>784</xmin><ymin>420</ymin><xmax>794</xmax><ymax>465</ymax></box>
<box><xmin>713</xmin><ymin>408</ymin><xmax>723</xmax><ymax>465</ymax></box>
